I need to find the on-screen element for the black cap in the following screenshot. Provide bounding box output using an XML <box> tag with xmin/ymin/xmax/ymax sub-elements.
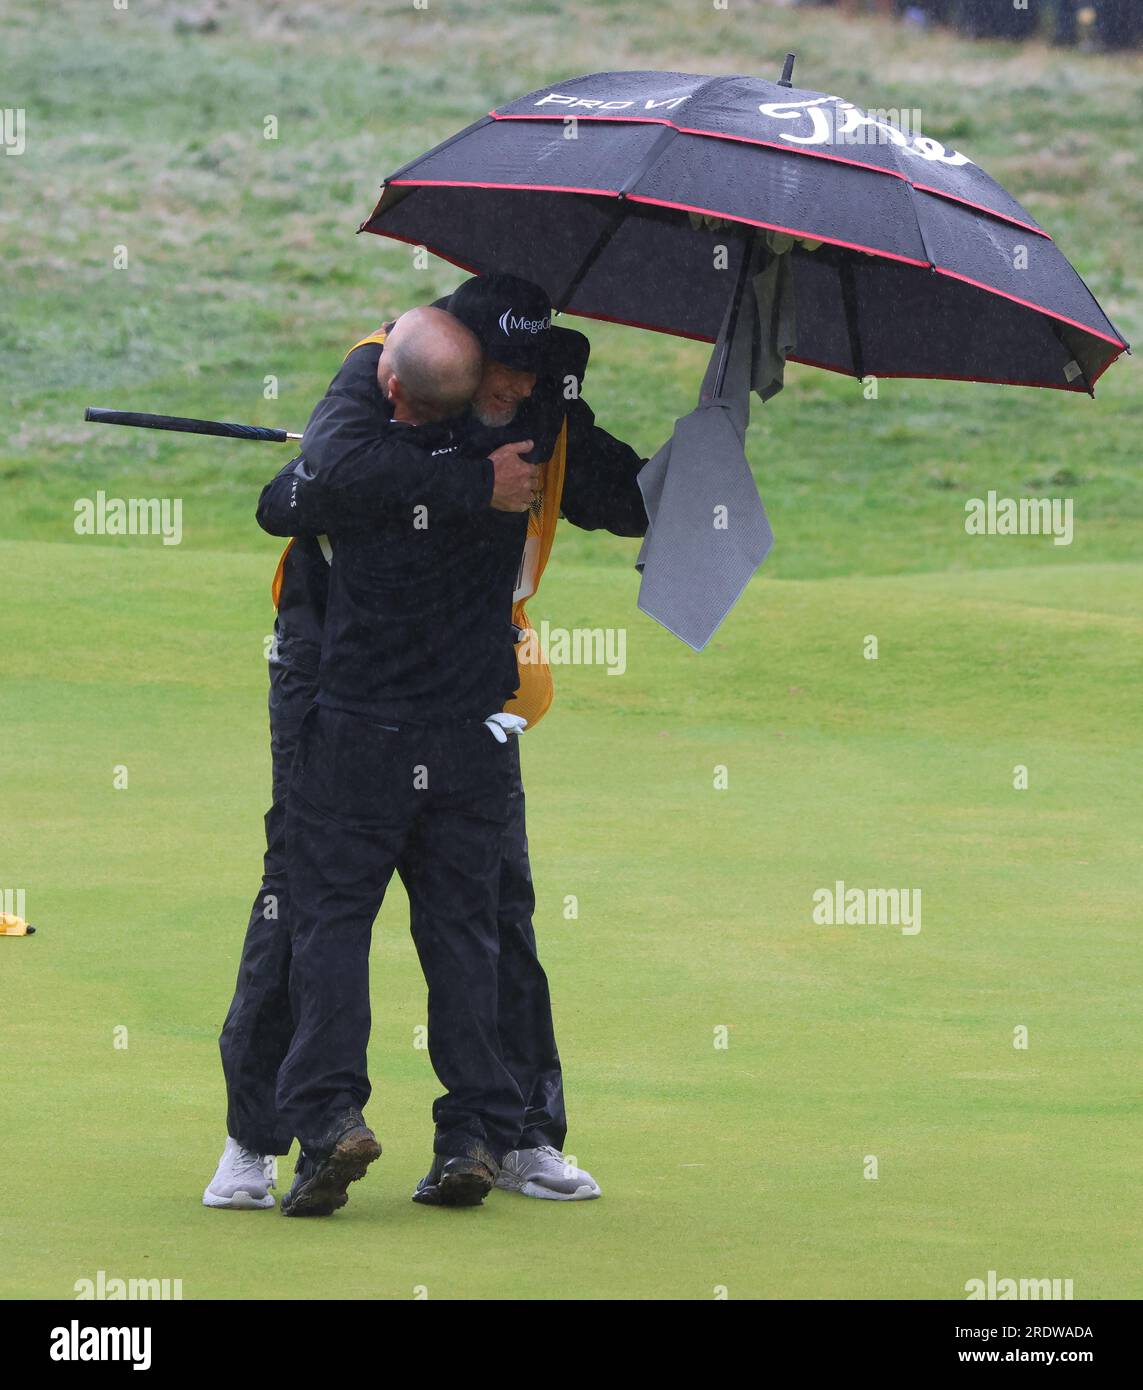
<box><xmin>447</xmin><ymin>274</ymin><xmax>553</xmax><ymax>373</ymax></box>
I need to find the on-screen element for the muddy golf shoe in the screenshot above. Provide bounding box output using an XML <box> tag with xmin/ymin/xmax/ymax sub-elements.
<box><xmin>203</xmin><ymin>1137</ymin><xmax>277</xmax><ymax>1210</ymax></box>
<box><xmin>495</xmin><ymin>1146</ymin><xmax>601</xmax><ymax>1200</ymax></box>
<box><xmin>412</xmin><ymin>1149</ymin><xmax>499</xmax><ymax>1207</ymax></box>
<box><xmin>280</xmin><ymin>1109</ymin><xmax>382</xmax><ymax>1217</ymax></box>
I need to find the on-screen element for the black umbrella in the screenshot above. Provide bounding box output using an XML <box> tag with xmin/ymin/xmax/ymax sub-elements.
<box><xmin>361</xmin><ymin>62</ymin><xmax>1127</xmax><ymax>393</ymax></box>
<box><xmin>360</xmin><ymin>63</ymin><xmax>1130</xmax><ymax>648</ymax></box>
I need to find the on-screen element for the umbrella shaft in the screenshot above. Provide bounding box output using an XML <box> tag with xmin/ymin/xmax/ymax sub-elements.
<box><xmin>712</xmin><ymin>239</ymin><xmax>757</xmax><ymax>399</ymax></box>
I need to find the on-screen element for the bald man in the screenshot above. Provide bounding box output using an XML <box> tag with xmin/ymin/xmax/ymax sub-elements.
<box><xmin>250</xmin><ymin>306</ymin><xmax>539</xmax><ymax>1216</ymax></box>
<box><xmin>375</xmin><ymin>305</ymin><xmax>480</xmax><ymax>424</ymax></box>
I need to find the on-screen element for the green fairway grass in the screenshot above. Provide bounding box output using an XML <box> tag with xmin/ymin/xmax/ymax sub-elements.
<box><xmin>1</xmin><ymin>1</ymin><xmax>1140</xmax><ymax>1299</ymax></box>
<box><xmin>2</xmin><ymin>543</ymin><xmax>1140</xmax><ymax>1299</ymax></box>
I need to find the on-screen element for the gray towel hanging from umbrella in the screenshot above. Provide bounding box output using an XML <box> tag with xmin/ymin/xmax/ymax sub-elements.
<box><xmin>635</xmin><ymin>229</ymin><xmax>806</xmax><ymax>649</ymax></box>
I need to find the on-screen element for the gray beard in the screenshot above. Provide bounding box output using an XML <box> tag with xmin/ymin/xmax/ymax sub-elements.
<box><xmin>474</xmin><ymin>401</ymin><xmax>519</xmax><ymax>428</ymax></box>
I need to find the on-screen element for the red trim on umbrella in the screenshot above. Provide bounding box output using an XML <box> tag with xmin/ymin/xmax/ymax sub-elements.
<box><xmin>498</xmin><ymin>315</ymin><xmax>1116</xmax><ymax>391</ymax></box>
<box><xmin>362</xmin><ymin>227</ymin><xmax>486</xmax><ymax>278</ymax></box>
<box><xmin>385</xmin><ymin>176</ymin><xmax>932</xmax><ymax>268</ymax></box>
<box><xmin>785</xmin><ymin>351</ymin><xmax>1116</xmax><ymax>392</ymax></box>
<box><xmin>362</xmin><ymin>201</ymin><xmax>1128</xmax><ymax>369</ymax></box>
<box><xmin>389</xmin><ymin>177</ymin><xmax>621</xmax><ymax>197</ymax></box>
<box><xmin>908</xmin><ymin>182</ymin><xmax>1047</xmax><ymax>236</ymax></box>
<box><xmin>485</xmin><ymin>109</ymin><xmax>1050</xmax><ymax>240</ymax></box>
<box><xmin>933</xmin><ymin>267</ymin><xmax>1126</xmax><ymax>350</ymax></box>
<box><xmin>624</xmin><ymin>192</ymin><xmax>932</xmax><ymax>268</ymax></box>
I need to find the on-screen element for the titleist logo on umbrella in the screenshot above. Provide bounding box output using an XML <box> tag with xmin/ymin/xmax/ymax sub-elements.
<box><xmin>758</xmin><ymin>96</ymin><xmax>971</xmax><ymax>165</ymax></box>
<box><xmin>530</xmin><ymin>88</ymin><xmax>970</xmax><ymax>166</ymax></box>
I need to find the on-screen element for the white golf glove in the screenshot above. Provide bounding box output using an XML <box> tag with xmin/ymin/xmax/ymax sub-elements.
<box><xmin>484</xmin><ymin>712</ymin><xmax>528</xmax><ymax>743</ymax></box>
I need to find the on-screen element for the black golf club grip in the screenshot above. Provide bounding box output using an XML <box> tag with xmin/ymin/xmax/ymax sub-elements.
<box><xmin>84</xmin><ymin>407</ymin><xmax>293</xmax><ymax>443</ymax></box>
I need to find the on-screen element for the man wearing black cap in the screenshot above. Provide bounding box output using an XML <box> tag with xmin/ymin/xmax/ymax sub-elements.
<box><xmin>207</xmin><ymin>275</ymin><xmax>647</xmax><ymax>1216</ymax></box>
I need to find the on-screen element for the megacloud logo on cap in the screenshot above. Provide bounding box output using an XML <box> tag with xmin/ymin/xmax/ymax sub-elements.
<box><xmin>498</xmin><ymin>307</ymin><xmax>551</xmax><ymax>336</ymax></box>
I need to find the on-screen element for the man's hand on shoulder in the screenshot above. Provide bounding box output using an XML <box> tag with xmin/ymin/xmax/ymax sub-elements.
<box><xmin>489</xmin><ymin>440</ymin><xmax>538</xmax><ymax>513</ymax></box>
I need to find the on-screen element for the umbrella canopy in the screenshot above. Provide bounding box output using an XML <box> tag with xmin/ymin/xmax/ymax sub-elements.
<box><xmin>361</xmin><ymin>67</ymin><xmax>1128</xmax><ymax>392</ymax></box>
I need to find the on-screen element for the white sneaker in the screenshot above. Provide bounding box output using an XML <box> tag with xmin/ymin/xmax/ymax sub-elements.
<box><xmin>202</xmin><ymin>1138</ymin><xmax>277</xmax><ymax>1209</ymax></box>
<box><xmin>495</xmin><ymin>1145</ymin><xmax>601</xmax><ymax>1200</ymax></box>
